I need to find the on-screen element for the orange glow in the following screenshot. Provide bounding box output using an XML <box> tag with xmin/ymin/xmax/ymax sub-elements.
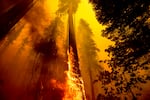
<box><xmin>75</xmin><ymin>0</ymin><xmax>113</xmax><ymax>61</ymax></box>
<box><xmin>49</xmin><ymin>79</ymin><xmax>65</xmax><ymax>91</ymax></box>
<box><xmin>0</xmin><ymin>0</ymin><xmax>113</xmax><ymax>99</ymax></box>
<box><xmin>48</xmin><ymin>49</ymin><xmax>87</xmax><ymax>100</ymax></box>
<box><xmin>63</xmin><ymin>49</ymin><xmax>86</xmax><ymax>100</ymax></box>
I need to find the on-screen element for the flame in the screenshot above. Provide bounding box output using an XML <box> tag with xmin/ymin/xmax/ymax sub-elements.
<box><xmin>62</xmin><ymin>48</ymin><xmax>86</xmax><ymax>100</ymax></box>
<box><xmin>49</xmin><ymin>79</ymin><xmax>66</xmax><ymax>92</ymax></box>
<box><xmin>48</xmin><ymin>48</ymin><xmax>86</xmax><ymax>100</ymax></box>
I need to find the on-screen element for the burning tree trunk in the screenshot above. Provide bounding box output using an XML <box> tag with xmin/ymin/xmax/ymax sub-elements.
<box><xmin>68</xmin><ymin>5</ymin><xmax>86</xmax><ymax>100</ymax></box>
<box><xmin>68</xmin><ymin>5</ymin><xmax>81</xmax><ymax>77</ymax></box>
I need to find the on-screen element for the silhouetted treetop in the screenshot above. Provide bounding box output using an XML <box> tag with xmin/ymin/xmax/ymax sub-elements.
<box><xmin>91</xmin><ymin>0</ymin><xmax>150</xmax><ymax>99</ymax></box>
<box><xmin>92</xmin><ymin>0</ymin><xmax>150</xmax><ymax>25</ymax></box>
<box><xmin>91</xmin><ymin>0</ymin><xmax>150</xmax><ymax>66</ymax></box>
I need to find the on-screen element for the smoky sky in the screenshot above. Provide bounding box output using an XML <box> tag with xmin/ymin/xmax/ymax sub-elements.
<box><xmin>0</xmin><ymin>1</ymin><xmax>68</xmax><ymax>100</ymax></box>
<box><xmin>57</xmin><ymin>0</ymin><xmax>81</xmax><ymax>14</ymax></box>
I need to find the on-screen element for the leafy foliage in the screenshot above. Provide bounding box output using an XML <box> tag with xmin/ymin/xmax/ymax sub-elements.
<box><xmin>91</xmin><ymin>0</ymin><xmax>150</xmax><ymax>99</ymax></box>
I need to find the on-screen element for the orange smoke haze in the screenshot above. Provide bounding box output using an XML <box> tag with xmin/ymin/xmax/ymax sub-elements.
<box><xmin>0</xmin><ymin>0</ymin><xmax>113</xmax><ymax>100</ymax></box>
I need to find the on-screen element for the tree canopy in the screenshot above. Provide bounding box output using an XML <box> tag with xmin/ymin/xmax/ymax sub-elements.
<box><xmin>57</xmin><ymin>0</ymin><xmax>80</xmax><ymax>14</ymax></box>
<box><xmin>91</xmin><ymin>0</ymin><xmax>150</xmax><ymax>99</ymax></box>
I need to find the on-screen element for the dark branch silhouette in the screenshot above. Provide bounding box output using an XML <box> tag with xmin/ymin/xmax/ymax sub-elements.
<box><xmin>91</xmin><ymin>0</ymin><xmax>150</xmax><ymax>99</ymax></box>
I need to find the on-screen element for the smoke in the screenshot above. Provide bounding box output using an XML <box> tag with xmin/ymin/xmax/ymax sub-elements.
<box><xmin>15</xmin><ymin>1</ymin><xmax>69</xmax><ymax>100</ymax></box>
<box><xmin>77</xmin><ymin>19</ymin><xmax>101</xmax><ymax>69</ymax></box>
<box><xmin>23</xmin><ymin>0</ymin><xmax>51</xmax><ymax>40</ymax></box>
<box><xmin>0</xmin><ymin>1</ymin><xmax>69</xmax><ymax>100</ymax></box>
<box><xmin>21</xmin><ymin>0</ymin><xmax>68</xmax><ymax>59</ymax></box>
<box><xmin>57</xmin><ymin>0</ymin><xmax>81</xmax><ymax>14</ymax></box>
<box><xmin>77</xmin><ymin>19</ymin><xmax>102</xmax><ymax>100</ymax></box>
<box><xmin>31</xmin><ymin>16</ymin><xmax>68</xmax><ymax>100</ymax></box>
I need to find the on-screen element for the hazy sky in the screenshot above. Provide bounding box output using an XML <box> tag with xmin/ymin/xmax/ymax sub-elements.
<box><xmin>45</xmin><ymin>0</ymin><xmax>113</xmax><ymax>60</ymax></box>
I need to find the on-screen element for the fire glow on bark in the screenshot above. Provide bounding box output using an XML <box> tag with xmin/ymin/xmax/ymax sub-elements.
<box><xmin>62</xmin><ymin>49</ymin><xmax>86</xmax><ymax>100</ymax></box>
<box><xmin>65</xmin><ymin>3</ymin><xmax>87</xmax><ymax>99</ymax></box>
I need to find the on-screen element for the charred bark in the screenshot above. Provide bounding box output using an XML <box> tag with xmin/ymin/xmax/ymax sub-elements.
<box><xmin>68</xmin><ymin>5</ymin><xmax>86</xmax><ymax>100</ymax></box>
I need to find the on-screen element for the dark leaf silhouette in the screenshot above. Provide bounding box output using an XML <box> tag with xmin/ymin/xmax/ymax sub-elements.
<box><xmin>91</xmin><ymin>0</ymin><xmax>150</xmax><ymax>99</ymax></box>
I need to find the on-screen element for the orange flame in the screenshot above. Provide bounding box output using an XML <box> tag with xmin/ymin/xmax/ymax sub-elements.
<box><xmin>62</xmin><ymin>49</ymin><xmax>86</xmax><ymax>100</ymax></box>
<box><xmin>49</xmin><ymin>48</ymin><xmax>86</xmax><ymax>100</ymax></box>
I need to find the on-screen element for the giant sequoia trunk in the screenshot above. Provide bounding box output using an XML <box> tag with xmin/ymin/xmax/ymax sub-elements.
<box><xmin>68</xmin><ymin>5</ymin><xmax>86</xmax><ymax>100</ymax></box>
<box><xmin>68</xmin><ymin>5</ymin><xmax>81</xmax><ymax>76</ymax></box>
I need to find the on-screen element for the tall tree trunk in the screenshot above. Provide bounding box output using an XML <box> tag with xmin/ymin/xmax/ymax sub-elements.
<box><xmin>68</xmin><ymin>5</ymin><xmax>86</xmax><ymax>100</ymax></box>
<box><xmin>68</xmin><ymin>5</ymin><xmax>81</xmax><ymax>76</ymax></box>
<box><xmin>89</xmin><ymin>68</ymin><xmax>95</xmax><ymax>100</ymax></box>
